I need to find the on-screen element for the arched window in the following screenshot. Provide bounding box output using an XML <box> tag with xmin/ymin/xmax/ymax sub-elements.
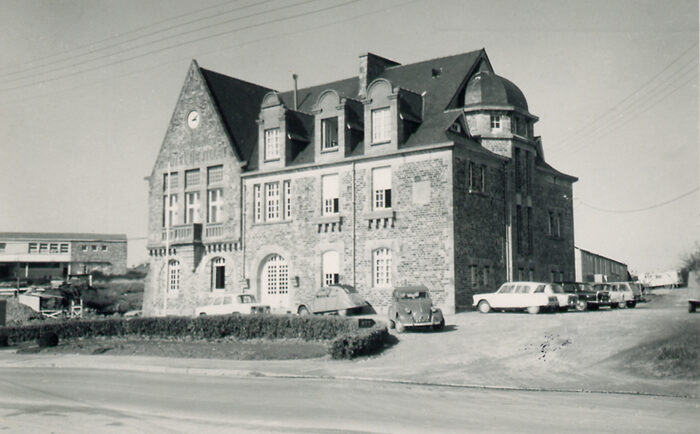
<box><xmin>211</xmin><ymin>257</ymin><xmax>225</xmax><ymax>291</ymax></box>
<box><xmin>322</xmin><ymin>251</ymin><xmax>339</xmax><ymax>286</ymax></box>
<box><xmin>168</xmin><ymin>260</ymin><xmax>180</xmax><ymax>292</ymax></box>
<box><xmin>373</xmin><ymin>248</ymin><xmax>392</xmax><ymax>288</ymax></box>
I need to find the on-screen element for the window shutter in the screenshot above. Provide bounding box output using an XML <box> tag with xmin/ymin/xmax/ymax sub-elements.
<box><xmin>384</xmin><ymin>189</ymin><xmax>392</xmax><ymax>208</ymax></box>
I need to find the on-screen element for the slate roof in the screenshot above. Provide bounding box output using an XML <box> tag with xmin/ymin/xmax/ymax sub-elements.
<box><xmin>0</xmin><ymin>232</ymin><xmax>127</xmax><ymax>242</ymax></box>
<box><xmin>199</xmin><ymin>68</ymin><xmax>273</xmax><ymax>163</ymax></box>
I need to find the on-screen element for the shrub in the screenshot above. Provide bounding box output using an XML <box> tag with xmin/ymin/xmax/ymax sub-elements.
<box><xmin>329</xmin><ymin>326</ymin><xmax>391</xmax><ymax>359</ymax></box>
<box><xmin>0</xmin><ymin>332</ymin><xmax>8</xmax><ymax>347</ymax></box>
<box><xmin>38</xmin><ymin>332</ymin><xmax>59</xmax><ymax>348</ymax></box>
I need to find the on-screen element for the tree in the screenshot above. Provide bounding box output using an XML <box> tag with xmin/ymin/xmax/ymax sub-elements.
<box><xmin>680</xmin><ymin>243</ymin><xmax>700</xmax><ymax>287</ymax></box>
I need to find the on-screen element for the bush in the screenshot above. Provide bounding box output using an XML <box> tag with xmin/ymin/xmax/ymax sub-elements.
<box><xmin>38</xmin><ymin>332</ymin><xmax>59</xmax><ymax>347</ymax></box>
<box><xmin>0</xmin><ymin>332</ymin><xmax>8</xmax><ymax>347</ymax></box>
<box><xmin>329</xmin><ymin>326</ymin><xmax>391</xmax><ymax>359</ymax></box>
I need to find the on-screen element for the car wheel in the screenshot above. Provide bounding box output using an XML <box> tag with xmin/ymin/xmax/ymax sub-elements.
<box><xmin>610</xmin><ymin>302</ymin><xmax>619</xmax><ymax>309</ymax></box>
<box><xmin>395</xmin><ymin>317</ymin><xmax>406</xmax><ymax>333</ymax></box>
<box><xmin>298</xmin><ymin>306</ymin><xmax>310</xmax><ymax>315</ymax></box>
<box><xmin>588</xmin><ymin>304</ymin><xmax>599</xmax><ymax>311</ymax></box>
<box><xmin>575</xmin><ymin>300</ymin><xmax>588</xmax><ymax>312</ymax></box>
<box><xmin>432</xmin><ymin>318</ymin><xmax>445</xmax><ymax>331</ymax></box>
<box><xmin>627</xmin><ymin>301</ymin><xmax>636</xmax><ymax>308</ymax></box>
<box><xmin>388</xmin><ymin>319</ymin><xmax>395</xmax><ymax>329</ymax></box>
<box><xmin>527</xmin><ymin>306</ymin><xmax>540</xmax><ymax>315</ymax></box>
<box><xmin>477</xmin><ymin>300</ymin><xmax>491</xmax><ymax>313</ymax></box>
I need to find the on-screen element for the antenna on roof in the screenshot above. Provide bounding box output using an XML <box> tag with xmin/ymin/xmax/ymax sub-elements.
<box><xmin>292</xmin><ymin>73</ymin><xmax>298</xmax><ymax>110</ymax></box>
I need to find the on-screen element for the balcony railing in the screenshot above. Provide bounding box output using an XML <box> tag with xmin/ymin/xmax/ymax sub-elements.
<box><xmin>205</xmin><ymin>223</ymin><xmax>224</xmax><ymax>239</ymax></box>
<box><xmin>161</xmin><ymin>223</ymin><xmax>202</xmax><ymax>245</ymax></box>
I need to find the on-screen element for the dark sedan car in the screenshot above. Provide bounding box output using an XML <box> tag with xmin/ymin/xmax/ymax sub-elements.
<box><xmin>560</xmin><ymin>282</ymin><xmax>610</xmax><ymax>311</ymax></box>
<box><xmin>387</xmin><ymin>286</ymin><xmax>445</xmax><ymax>332</ymax></box>
<box><xmin>297</xmin><ymin>284</ymin><xmax>370</xmax><ymax>316</ymax></box>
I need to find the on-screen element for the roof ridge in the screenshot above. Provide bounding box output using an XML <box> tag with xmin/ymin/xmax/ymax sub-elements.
<box><xmin>383</xmin><ymin>49</ymin><xmax>485</xmax><ymax>71</ymax></box>
<box><xmin>199</xmin><ymin>67</ymin><xmax>274</xmax><ymax>93</ymax></box>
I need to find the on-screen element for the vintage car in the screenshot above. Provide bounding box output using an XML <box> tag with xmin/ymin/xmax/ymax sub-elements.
<box><xmin>594</xmin><ymin>283</ymin><xmax>636</xmax><ymax>308</ymax></box>
<box><xmin>195</xmin><ymin>293</ymin><xmax>271</xmax><ymax>316</ymax></box>
<box><xmin>607</xmin><ymin>281</ymin><xmax>645</xmax><ymax>303</ymax></box>
<box><xmin>473</xmin><ymin>282</ymin><xmax>575</xmax><ymax>314</ymax></box>
<box><xmin>297</xmin><ymin>284</ymin><xmax>370</xmax><ymax>316</ymax></box>
<box><xmin>560</xmin><ymin>282</ymin><xmax>610</xmax><ymax>311</ymax></box>
<box><xmin>387</xmin><ymin>286</ymin><xmax>445</xmax><ymax>332</ymax></box>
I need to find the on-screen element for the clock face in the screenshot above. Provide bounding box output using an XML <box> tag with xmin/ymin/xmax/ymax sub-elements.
<box><xmin>187</xmin><ymin>111</ymin><xmax>200</xmax><ymax>129</ymax></box>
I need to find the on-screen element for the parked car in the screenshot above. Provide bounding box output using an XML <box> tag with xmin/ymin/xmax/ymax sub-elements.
<box><xmin>387</xmin><ymin>286</ymin><xmax>445</xmax><ymax>332</ymax></box>
<box><xmin>297</xmin><ymin>284</ymin><xmax>370</xmax><ymax>316</ymax></box>
<box><xmin>195</xmin><ymin>293</ymin><xmax>270</xmax><ymax>316</ymax></box>
<box><xmin>606</xmin><ymin>281</ymin><xmax>645</xmax><ymax>303</ymax></box>
<box><xmin>560</xmin><ymin>282</ymin><xmax>610</xmax><ymax>311</ymax></box>
<box><xmin>594</xmin><ymin>283</ymin><xmax>635</xmax><ymax>308</ymax></box>
<box><xmin>473</xmin><ymin>282</ymin><xmax>574</xmax><ymax>314</ymax></box>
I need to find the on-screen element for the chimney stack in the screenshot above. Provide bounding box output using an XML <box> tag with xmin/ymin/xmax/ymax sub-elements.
<box><xmin>358</xmin><ymin>53</ymin><xmax>401</xmax><ymax>98</ymax></box>
<box><xmin>292</xmin><ymin>73</ymin><xmax>298</xmax><ymax>110</ymax></box>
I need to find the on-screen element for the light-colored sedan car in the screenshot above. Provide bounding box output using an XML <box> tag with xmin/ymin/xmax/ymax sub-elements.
<box><xmin>594</xmin><ymin>283</ymin><xmax>636</xmax><ymax>308</ymax></box>
<box><xmin>473</xmin><ymin>282</ymin><xmax>575</xmax><ymax>314</ymax></box>
<box><xmin>195</xmin><ymin>293</ymin><xmax>271</xmax><ymax>316</ymax></box>
<box><xmin>297</xmin><ymin>284</ymin><xmax>370</xmax><ymax>316</ymax></box>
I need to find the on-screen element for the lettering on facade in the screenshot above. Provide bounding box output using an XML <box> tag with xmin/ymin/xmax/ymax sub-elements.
<box><xmin>157</xmin><ymin>146</ymin><xmax>227</xmax><ymax>169</ymax></box>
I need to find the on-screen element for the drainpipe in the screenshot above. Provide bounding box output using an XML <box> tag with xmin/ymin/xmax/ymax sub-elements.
<box><xmin>504</xmin><ymin>160</ymin><xmax>513</xmax><ymax>282</ymax></box>
<box><xmin>352</xmin><ymin>161</ymin><xmax>356</xmax><ymax>287</ymax></box>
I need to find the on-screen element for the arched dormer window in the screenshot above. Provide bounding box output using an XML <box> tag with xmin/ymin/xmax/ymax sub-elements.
<box><xmin>364</xmin><ymin>79</ymin><xmax>396</xmax><ymax>155</ymax></box>
<box><xmin>258</xmin><ymin>91</ymin><xmax>287</xmax><ymax>169</ymax></box>
<box><xmin>316</xmin><ymin>90</ymin><xmax>340</xmax><ymax>152</ymax></box>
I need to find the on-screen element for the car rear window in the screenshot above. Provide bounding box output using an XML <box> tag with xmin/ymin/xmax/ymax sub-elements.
<box><xmin>400</xmin><ymin>291</ymin><xmax>427</xmax><ymax>299</ymax></box>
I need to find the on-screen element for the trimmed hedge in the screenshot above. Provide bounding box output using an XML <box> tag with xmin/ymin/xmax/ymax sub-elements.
<box><xmin>329</xmin><ymin>326</ymin><xmax>390</xmax><ymax>359</ymax></box>
<box><xmin>1</xmin><ymin>314</ymin><xmax>391</xmax><ymax>359</ymax></box>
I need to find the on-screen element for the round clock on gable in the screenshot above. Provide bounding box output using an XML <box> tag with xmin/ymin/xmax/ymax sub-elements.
<box><xmin>187</xmin><ymin>111</ymin><xmax>200</xmax><ymax>129</ymax></box>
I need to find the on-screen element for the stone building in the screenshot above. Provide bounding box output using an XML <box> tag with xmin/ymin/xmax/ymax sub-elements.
<box><xmin>0</xmin><ymin>232</ymin><xmax>128</xmax><ymax>280</ymax></box>
<box><xmin>142</xmin><ymin>49</ymin><xmax>576</xmax><ymax>316</ymax></box>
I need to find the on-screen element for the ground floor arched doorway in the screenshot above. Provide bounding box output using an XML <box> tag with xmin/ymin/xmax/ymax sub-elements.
<box><xmin>259</xmin><ymin>254</ymin><xmax>290</xmax><ymax>312</ymax></box>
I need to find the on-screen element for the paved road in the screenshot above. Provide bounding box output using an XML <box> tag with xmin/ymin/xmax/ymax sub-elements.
<box><xmin>0</xmin><ymin>367</ymin><xmax>696</xmax><ymax>433</ymax></box>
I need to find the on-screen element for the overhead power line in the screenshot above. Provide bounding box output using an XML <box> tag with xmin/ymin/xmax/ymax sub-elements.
<box><xmin>0</xmin><ymin>0</ymin><xmax>240</xmax><ymax>76</ymax></box>
<box><xmin>551</xmin><ymin>41</ymin><xmax>699</xmax><ymax>154</ymax></box>
<box><xmin>578</xmin><ymin>186</ymin><xmax>699</xmax><ymax>214</ymax></box>
<box><xmin>0</xmin><ymin>0</ymin><xmax>319</xmax><ymax>92</ymax></box>
<box><xmin>0</xmin><ymin>0</ymin><xmax>417</xmax><ymax>106</ymax></box>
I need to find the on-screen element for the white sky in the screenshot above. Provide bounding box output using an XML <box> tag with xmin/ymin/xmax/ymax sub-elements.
<box><xmin>0</xmin><ymin>0</ymin><xmax>697</xmax><ymax>272</ymax></box>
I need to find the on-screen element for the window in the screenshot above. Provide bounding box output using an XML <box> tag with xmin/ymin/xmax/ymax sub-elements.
<box><xmin>471</xmin><ymin>265</ymin><xmax>478</xmax><ymax>287</ymax></box>
<box><xmin>185</xmin><ymin>191</ymin><xmax>201</xmax><ymax>224</ymax></box>
<box><xmin>512</xmin><ymin>116</ymin><xmax>518</xmax><ymax>134</ymax></box>
<box><xmin>527</xmin><ymin>207</ymin><xmax>533</xmax><ymax>255</ymax></box>
<box><xmin>264</xmin><ymin>255</ymin><xmax>289</xmax><ymax>295</ymax></box>
<box><xmin>207</xmin><ymin>165</ymin><xmax>223</xmax><ymax>185</ymax></box>
<box><xmin>163</xmin><ymin>194</ymin><xmax>178</xmax><ymax>227</ymax></box>
<box><xmin>490</xmin><ymin>114</ymin><xmax>501</xmax><ymax>130</ymax></box>
<box><xmin>482</xmin><ymin>266</ymin><xmax>490</xmax><ymax>286</ymax></box>
<box><xmin>548</xmin><ymin>211</ymin><xmax>555</xmax><ymax>236</ymax></box>
<box><xmin>254</xmin><ymin>181</ymin><xmax>292</xmax><ymax>223</ymax></box>
<box><xmin>0</xmin><ymin>242</ymin><xmax>6</xmax><ymax>252</ymax></box>
<box><xmin>516</xmin><ymin>205</ymin><xmax>523</xmax><ymax>254</ymax></box>
<box><xmin>322</xmin><ymin>251</ymin><xmax>340</xmax><ymax>286</ymax></box>
<box><xmin>81</xmin><ymin>245</ymin><xmax>87</xmax><ymax>252</ymax></box>
<box><xmin>322</xmin><ymin>174</ymin><xmax>339</xmax><ymax>215</ymax></box>
<box><xmin>101</xmin><ymin>245</ymin><xmax>107</xmax><ymax>251</ymax></box>
<box><xmin>529</xmin><ymin>268</ymin><xmax>535</xmax><ymax>281</ymax></box>
<box><xmin>518</xmin><ymin>267</ymin><xmax>524</xmax><ymax>280</ymax></box>
<box><xmin>40</xmin><ymin>243</ymin><xmax>48</xmax><ymax>253</ymax></box>
<box><xmin>207</xmin><ymin>189</ymin><xmax>223</xmax><ymax>223</ymax></box>
<box><xmin>163</xmin><ymin>172</ymin><xmax>178</xmax><ymax>191</ymax></box>
<box><xmin>284</xmin><ymin>180</ymin><xmax>292</xmax><ymax>219</ymax></box>
<box><xmin>28</xmin><ymin>243</ymin><xmax>38</xmax><ymax>253</ymax></box>
<box><xmin>468</xmin><ymin>162</ymin><xmax>486</xmax><ymax>193</ymax></box>
<box><xmin>372</xmin><ymin>167</ymin><xmax>392</xmax><ymax>210</ymax></box>
<box><xmin>373</xmin><ymin>248</ymin><xmax>392</xmax><ymax>287</ymax></box>
<box><xmin>550</xmin><ymin>270</ymin><xmax>557</xmax><ymax>283</ymax></box>
<box><xmin>265</xmin><ymin>182</ymin><xmax>280</xmax><ymax>221</ymax></box>
<box><xmin>168</xmin><ymin>260</ymin><xmax>180</xmax><ymax>292</ymax></box>
<box><xmin>321</xmin><ymin>117</ymin><xmax>338</xmax><ymax>150</ymax></box>
<box><xmin>50</xmin><ymin>243</ymin><xmax>59</xmax><ymax>253</ymax></box>
<box><xmin>185</xmin><ymin>169</ymin><xmax>200</xmax><ymax>188</ymax></box>
<box><xmin>212</xmin><ymin>257</ymin><xmax>225</xmax><ymax>290</ymax></box>
<box><xmin>92</xmin><ymin>245</ymin><xmax>98</xmax><ymax>251</ymax></box>
<box><xmin>556</xmin><ymin>213</ymin><xmax>562</xmax><ymax>237</ymax></box>
<box><xmin>254</xmin><ymin>184</ymin><xmax>262</xmax><ymax>222</ymax></box>
<box><xmin>60</xmin><ymin>243</ymin><xmax>69</xmax><ymax>253</ymax></box>
<box><xmin>371</xmin><ymin>107</ymin><xmax>391</xmax><ymax>144</ymax></box>
<box><xmin>264</xmin><ymin>128</ymin><xmax>281</xmax><ymax>160</ymax></box>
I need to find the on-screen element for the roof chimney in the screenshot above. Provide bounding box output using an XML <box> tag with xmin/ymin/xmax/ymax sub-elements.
<box><xmin>358</xmin><ymin>53</ymin><xmax>401</xmax><ymax>99</ymax></box>
<box><xmin>292</xmin><ymin>73</ymin><xmax>298</xmax><ymax>110</ymax></box>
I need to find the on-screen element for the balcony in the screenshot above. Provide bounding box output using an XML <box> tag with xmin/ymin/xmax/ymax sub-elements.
<box><xmin>161</xmin><ymin>223</ymin><xmax>202</xmax><ymax>245</ymax></box>
<box><xmin>205</xmin><ymin>223</ymin><xmax>224</xmax><ymax>239</ymax></box>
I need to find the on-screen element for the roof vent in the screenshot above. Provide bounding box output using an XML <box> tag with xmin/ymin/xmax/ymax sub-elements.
<box><xmin>431</xmin><ymin>67</ymin><xmax>442</xmax><ymax>78</ymax></box>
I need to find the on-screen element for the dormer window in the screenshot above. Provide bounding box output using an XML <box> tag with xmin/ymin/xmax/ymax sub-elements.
<box><xmin>321</xmin><ymin>117</ymin><xmax>338</xmax><ymax>151</ymax></box>
<box><xmin>371</xmin><ymin>107</ymin><xmax>391</xmax><ymax>144</ymax></box>
<box><xmin>490</xmin><ymin>114</ymin><xmax>501</xmax><ymax>130</ymax></box>
<box><xmin>264</xmin><ymin>128</ymin><xmax>281</xmax><ymax>160</ymax></box>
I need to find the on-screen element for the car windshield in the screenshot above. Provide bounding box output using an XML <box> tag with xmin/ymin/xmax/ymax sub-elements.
<box><xmin>550</xmin><ymin>284</ymin><xmax>564</xmax><ymax>294</ymax></box>
<box><xmin>581</xmin><ymin>284</ymin><xmax>593</xmax><ymax>292</ymax></box>
<box><xmin>497</xmin><ymin>285</ymin><xmax>514</xmax><ymax>293</ymax></box>
<box><xmin>534</xmin><ymin>285</ymin><xmax>545</xmax><ymax>293</ymax></box>
<box><xmin>238</xmin><ymin>294</ymin><xmax>255</xmax><ymax>304</ymax></box>
<box><xmin>339</xmin><ymin>285</ymin><xmax>358</xmax><ymax>294</ymax></box>
<box><xmin>399</xmin><ymin>291</ymin><xmax>428</xmax><ymax>299</ymax></box>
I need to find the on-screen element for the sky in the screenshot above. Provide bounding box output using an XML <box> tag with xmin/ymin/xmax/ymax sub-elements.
<box><xmin>0</xmin><ymin>0</ymin><xmax>697</xmax><ymax>273</ymax></box>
